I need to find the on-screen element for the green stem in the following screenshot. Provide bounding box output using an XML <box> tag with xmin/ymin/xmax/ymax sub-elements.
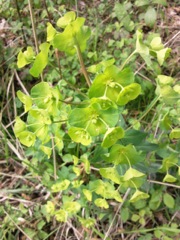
<box><xmin>51</xmin><ymin>135</ymin><xmax>57</xmax><ymax>180</ymax></box>
<box><xmin>119</xmin><ymin>50</ymin><xmax>136</xmax><ymax>71</ymax></box>
<box><xmin>75</xmin><ymin>43</ymin><xmax>91</xmax><ymax>87</ymax></box>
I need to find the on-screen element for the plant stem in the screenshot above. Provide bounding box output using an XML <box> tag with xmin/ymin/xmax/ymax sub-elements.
<box><xmin>119</xmin><ymin>50</ymin><xmax>136</xmax><ymax>71</ymax></box>
<box><xmin>75</xmin><ymin>43</ymin><xmax>91</xmax><ymax>87</ymax></box>
<box><xmin>103</xmin><ymin>188</ymin><xmax>131</xmax><ymax>240</ymax></box>
<box><xmin>28</xmin><ymin>0</ymin><xmax>44</xmax><ymax>81</ymax></box>
<box><xmin>51</xmin><ymin>135</ymin><xmax>57</xmax><ymax>180</ymax></box>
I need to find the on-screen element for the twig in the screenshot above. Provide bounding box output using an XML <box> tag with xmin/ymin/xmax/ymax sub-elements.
<box><xmin>14</xmin><ymin>70</ymin><xmax>29</xmax><ymax>95</ymax></box>
<box><xmin>103</xmin><ymin>188</ymin><xmax>131</xmax><ymax>240</ymax></box>
<box><xmin>4</xmin><ymin>210</ymin><xmax>32</xmax><ymax>240</ymax></box>
<box><xmin>75</xmin><ymin>43</ymin><xmax>91</xmax><ymax>87</ymax></box>
<box><xmin>148</xmin><ymin>180</ymin><xmax>180</xmax><ymax>189</ymax></box>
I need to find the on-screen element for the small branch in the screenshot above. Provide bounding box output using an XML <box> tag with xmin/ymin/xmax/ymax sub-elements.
<box><xmin>103</xmin><ymin>188</ymin><xmax>131</xmax><ymax>240</ymax></box>
<box><xmin>51</xmin><ymin>135</ymin><xmax>57</xmax><ymax>180</ymax></box>
<box><xmin>119</xmin><ymin>50</ymin><xmax>136</xmax><ymax>71</ymax></box>
<box><xmin>75</xmin><ymin>43</ymin><xmax>91</xmax><ymax>87</ymax></box>
<box><xmin>148</xmin><ymin>179</ymin><xmax>180</xmax><ymax>189</ymax></box>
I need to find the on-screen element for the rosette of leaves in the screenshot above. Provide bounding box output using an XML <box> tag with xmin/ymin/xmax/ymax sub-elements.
<box><xmin>14</xmin><ymin>82</ymin><xmax>64</xmax><ymax>155</ymax></box>
<box><xmin>88</xmin><ymin>65</ymin><xmax>141</xmax><ymax>106</ymax></box>
<box><xmin>52</xmin><ymin>11</ymin><xmax>91</xmax><ymax>55</ymax></box>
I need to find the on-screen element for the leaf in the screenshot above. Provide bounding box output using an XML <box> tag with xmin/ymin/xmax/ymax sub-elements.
<box><xmin>94</xmin><ymin>198</ymin><xmax>109</xmax><ymax>209</ymax></box>
<box><xmin>150</xmin><ymin>37</ymin><xmax>164</xmax><ymax>51</ymax></box>
<box><xmin>53</xmin><ymin>17</ymin><xmax>91</xmax><ymax>55</ymax></box>
<box><xmin>160</xmin><ymin>85</ymin><xmax>179</xmax><ymax>105</ymax></box>
<box><xmin>87</xmin><ymin>58</ymin><xmax>115</xmax><ymax>73</ymax></box>
<box><xmin>23</xmin><ymin>228</ymin><xmax>36</xmax><ymax>239</ymax></box>
<box><xmin>83</xmin><ymin>189</ymin><xmax>92</xmax><ymax>201</ymax></box>
<box><xmin>63</xmin><ymin>201</ymin><xmax>81</xmax><ymax>214</ymax></box>
<box><xmin>78</xmin><ymin>217</ymin><xmax>95</xmax><ymax>228</ymax></box>
<box><xmin>130</xmin><ymin>190</ymin><xmax>149</xmax><ymax>203</ymax></box>
<box><xmin>121</xmin><ymin>208</ymin><xmax>130</xmax><ymax>222</ymax></box>
<box><xmin>102</xmin><ymin>127</ymin><xmax>124</xmax><ymax>148</ymax></box>
<box><xmin>163</xmin><ymin>193</ymin><xmax>175</xmax><ymax>209</ymax></box>
<box><xmin>51</xmin><ymin>180</ymin><xmax>70</xmax><ymax>192</ymax></box>
<box><xmin>117</xmin><ymin>83</ymin><xmax>141</xmax><ymax>106</ymax></box>
<box><xmin>14</xmin><ymin>117</ymin><xmax>26</xmax><ymax>137</ymax></box>
<box><xmin>159</xmin><ymin>155</ymin><xmax>178</xmax><ymax>173</ymax></box>
<box><xmin>29</xmin><ymin>43</ymin><xmax>50</xmax><ymax>77</ymax></box>
<box><xmin>46</xmin><ymin>201</ymin><xmax>55</xmax><ymax>215</ymax></box>
<box><xmin>144</xmin><ymin>7</ymin><xmax>157</xmax><ymax>27</ymax></box>
<box><xmin>47</xmin><ymin>22</ymin><xmax>56</xmax><ymax>42</ymax></box>
<box><xmin>40</xmin><ymin>146</ymin><xmax>52</xmax><ymax>158</ymax></box>
<box><xmin>18</xmin><ymin>131</ymin><xmax>35</xmax><ymax>147</ymax></box>
<box><xmin>17</xmin><ymin>90</ymin><xmax>32</xmax><ymax>112</ymax></box>
<box><xmin>57</xmin><ymin>11</ymin><xmax>76</xmax><ymax>28</ymax></box>
<box><xmin>163</xmin><ymin>174</ymin><xmax>177</xmax><ymax>183</ymax></box>
<box><xmin>170</xmin><ymin>129</ymin><xmax>180</xmax><ymax>139</ymax></box>
<box><xmin>122</xmin><ymin>167</ymin><xmax>145</xmax><ymax>188</ymax></box>
<box><xmin>88</xmin><ymin>66</ymin><xmax>134</xmax><ymax>101</ymax></box>
<box><xmin>68</xmin><ymin>127</ymin><xmax>92</xmax><ymax>146</ymax></box>
<box><xmin>156</xmin><ymin>48</ymin><xmax>171</xmax><ymax>66</ymax></box>
<box><xmin>157</xmin><ymin>75</ymin><xmax>174</xmax><ymax>85</ymax></box>
<box><xmin>107</xmin><ymin>144</ymin><xmax>143</xmax><ymax>165</ymax></box>
<box><xmin>17</xmin><ymin>47</ymin><xmax>35</xmax><ymax>68</ymax></box>
<box><xmin>31</xmin><ymin>82</ymin><xmax>59</xmax><ymax>111</ymax></box>
<box><xmin>99</xmin><ymin>167</ymin><xmax>121</xmax><ymax>184</ymax></box>
<box><xmin>81</xmin><ymin>156</ymin><xmax>90</xmax><ymax>174</ymax></box>
<box><xmin>55</xmin><ymin>209</ymin><xmax>68</xmax><ymax>222</ymax></box>
<box><xmin>135</xmin><ymin>30</ymin><xmax>152</xmax><ymax>66</ymax></box>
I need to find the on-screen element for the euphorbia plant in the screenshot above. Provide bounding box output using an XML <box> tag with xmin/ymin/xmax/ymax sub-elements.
<box><xmin>14</xmin><ymin>11</ymin><xmax>179</xmax><ymax>229</ymax></box>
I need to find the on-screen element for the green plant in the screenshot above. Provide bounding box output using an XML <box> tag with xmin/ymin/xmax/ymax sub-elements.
<box><xmin>14</xmin><ymin>11</ymin><xmax>180</xmax><ymax>238</ymax></box>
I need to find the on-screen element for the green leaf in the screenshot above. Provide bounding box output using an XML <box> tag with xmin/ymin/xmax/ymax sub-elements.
<box><xmin>130</xmin><ymin>190</ymin><xmax>149</xmax><ymax>203</ymax></box>
<box><xmin>150</xmin><ymin>37</ymin><xmax>164</xmax><ymax>51</ymax></box>
<box><xmin>121</xmin><ymin>208</ymin><xmax>130</xmax><ymax>222</ymax></box>
<box><xmin>152</xmin><ymin>0</ymin><xmax>167</xmax><ymax>6</ymax></box>
<box><xmin>57</xmin><ymin>11</ymin><xmax>76</xmax><ymax>28</ymax></box>
<box><xmin>17</xmin><ymin>47</ymin><xmax>35</xmax><ymax>68</ymax></box>
<box><xmin>135</xmin><ymin>0</ymin><xmax>149</xmax><ymax>7</ymax></box>
<box><xmin>78</xmin><ymin>217</ymin><xmax>95</xmax><ymax>228</ymax></box>
<box><xmin>107</xmin><ymin>144</ymin><xmax>143</xmax><ymax>165</ymax></box>
<box><xmin>47</xmin><ymin>22</ymin><xmax>56</xmax><ymax>42</ymax></box>
<box><xmin>123</xmin><ymin>168</ymin><xmax>145</xmax><ymax>180</ymax></box>
<box><xmin>89</xmin><ymin>66</ymin><xmax>134</xmax><ymax>101</ymax></box>
<box><xmin>40</xmin><ymin>145</ymin><xmax>52</xmax><ymax>158</ymax></box>
<box><xmin>136</xmin><ymin>30</ymin><xmax>152</xmax><ymax>66</ymax></box>
<box><xmin>117</xmin><ymin>83</ymin><xmax>141</xmax><ymax>105</ymax></box>
<box><xmin>30</xmin><ymin>82</ymin><xmax>61</xmax><ymax>112</ymax></box>
<box><xmin>68</xmin><ymin>127</ymin><xmax>92</xmax><ymax>146</ymax></box>
<box><xmin>29</xmin><ymin>43</ymin><xmax>50</xmax><ymax>77</ymax></box>
<box><xmin>163</xmin><ymin>193</ymin><xmax>175</xmax><ymax>209</ymax></box>
<box><xmin>94</xmin><ymin>198</ymin><xmax>109</xmax><ymax>209</ymax></box>
<box><xmin>156</xmin><ymin>48</ymin><xmax>171</xmax><ymax>66</ymax></box>
<box><xmin>53</xmin><ymin>17</ymin><xmax>91</xmax><ymax>55</ymax></box>
<box><xmin>159</xmin><ymin>155</ymin><xmax>178</xmax><ymax>173</ymax></box>
<box><xmin>87</xmin><ymin>58</ymin><xmax>115</xmax><ymax>73</ymax></box>
<box><xmin>23</xmin><ymin>228</ymin><xmax>36</xmax><ymax>239</ymax></box>
<box><xmin>157</xmin><ymin>75</ymin><xmax>174</xmax><ymax>85</ymax></box>
<box><xmin>170</xmin><ymin>129</ymin><xmax>180</xmax><ymax>139</ymax></box>
<box><xmin>102</xmin><ymin>127</ymin><xmax>124</xmax><ymax>148</ymax></box>
<box><xmin>160</xmin><ymin>85</ymin><xmax>179</xmax><ymax>105</ymax></box>
<box><xmin>81</xmin><ymin>156</ymin><xmax>90</xmax><ymax>174</ymax></box>
<box><xmin>149</xmin><ymin>189</ymin><xmax>163</xmax><ymax>210</ymax></box>
<box><xmin>14</xmin><ymin>117</ymin><xmax>26</xmax><ymax>137</ymax></box>
<box><xmin>18</xmin><ymin>131</ymin><xmax>35</xmax><ymax>147</ymax></box>
<box><xmin>144</xmin><ymin>7</ymin><xmax>157</xmax><ymax>27</ymax></box>
<box><xmin>122</xmin><ymin>167</ymin><xmax>145</xmax><ymax>188</ymax></box>
<box><xmin>45</xmin><ymin>201</ymin><xmax>55</xmax><ymax>215</ymax></box>
<box><xmin>163</xmin><ymin>174</ymin><xmax>177</xmax><ymax>183</ymax></box>
<box><xmin>55</xmin><ymin>209</ymin><xmax>68</xmax><ymax>222</ymax></box>
<box><xmin>17</xmin><ymin>90</ymin><xmax>32</xmax><ymax>112</ymax></box>
<box><xmin>83</xmin><ymin>189</ymin><xmax>92</xmax><ymax>201</ymax></box>
<box><xmin>99</xmin><ymin>167</ymin><xmax>121</xmax><ymax>184</ymax></box>
<box><xmin>63</xmin><ymin>201</ymin><xmax>81</xmax><ymax>214</ymax></box>
<box><xmin>51</xmin><ymin>180</ymin><xmax>70</xmax><ymax>192</ymax></box>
